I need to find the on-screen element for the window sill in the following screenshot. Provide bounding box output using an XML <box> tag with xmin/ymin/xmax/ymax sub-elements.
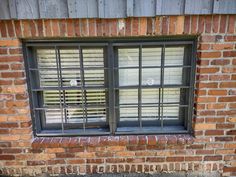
<box><xmin>31</xmin><ymin>134</ymin><xmax>194</xmax><ymax>149</ymax></box>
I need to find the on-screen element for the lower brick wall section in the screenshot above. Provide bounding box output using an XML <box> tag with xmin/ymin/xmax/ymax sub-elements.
<box><xmin>0</xmin><ymin>15</ymin><xmax>235</xmax><ymax>177</ymax></box>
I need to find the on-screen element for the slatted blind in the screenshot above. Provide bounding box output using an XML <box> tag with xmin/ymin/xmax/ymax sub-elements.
<box><xmin>35</xmin><ymin>47</ymin><xmax>107</xmax><ymax>128</ymax></box>
<box><xmin>117</xmin><ymin>46</ymin><xmax>188</xmax><ymax>129</ymax></box>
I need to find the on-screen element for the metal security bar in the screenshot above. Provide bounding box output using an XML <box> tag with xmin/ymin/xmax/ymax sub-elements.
<box><xmin>23</xmin><ymin>38</ymin><xmax>196</xmax><ymax>136</ymax></box>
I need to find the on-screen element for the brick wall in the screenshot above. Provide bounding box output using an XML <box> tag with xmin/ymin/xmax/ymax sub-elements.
<box><xmin>0</xmin><ymin>15</ymin><xmax>235</xmax><ymax>176</ymax></box>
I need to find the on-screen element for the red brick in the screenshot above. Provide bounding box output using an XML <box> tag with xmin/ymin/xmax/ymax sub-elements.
<box><xmin>147</xmin><ymin>18</ymin><xmax>153</xmax><ymax>35</ymax></box>
<box><xmin>223</xmin><ymin>51</ymin><xmax>236</xmax><ymax>57</ymax></box>
<box><xmin>37</xmin><ymin>20</ymin><xmax>44</xmax><ymax>37</ymax></box>
<box><xmin>0</xmin><ymin>64</ymin><xmax>9</xmax><ymax>69</ymax></box>
<box><xmin>125</xmin><ymin>18</ymin><xmax>132</xmax><ymax>36</ymax></box>
<box><xmin>208</xmin><ymin>90</ymin><xmax>227</xmax><ymax>96</ymax></box>
<box><xmin>22</xmin><ymin>20</ymin><xmax>31</xmax><ymax>37</ymax></box>
<box><xmin>110</xmin><ymin>19</ymin><xmax>117</xmax><ymax>36</ymax></box>
<box><xmin>166</xmin><ymin>157</ymin><xmax>184</xmax><ymax>162</ymax></box>
<box><xmin>59</xmin><ymin>19</ymin><xmax>67</xmax><ymax>37</ymax></box>
<box><xmin>226</xmin><ymin>130</ymin><xmax>236</xmax><ymax>135</ymax></box>
<box><xmin>162</xmin><ymin>16</ymin><xmax>168</xmax><ymax>35</ymax></box>
<box><xmin>5</xmin><ymin>21</ymin><xmax>15</xmax><ymax>37</ymax></box>
<box><xmin>219</xmin><ymin>96</ymin><xmax>236</xmax><ymax>102</ymax></box>
<box><xmin>215</xmin><ymin>137</ymin><xmax>233</xmax><ymax>142</ymax></box>
<box><xmin>198</xmin><ymin>67</ymin><xmax>219</xmax><ymax>74</ymax></box>
<box><xmin>207</xmin><ymin>103</ymin><xmax>226</xmax><ymax>109</ymax></box>
<box><xmin>211</xmin><ymin>59</ymin><xmax>230</xmax><ymax>65</ymax></box>
<box><xmin>185</xmin><ymin>156</ymin><xmax>202</xmax><ymax>161</ymax></box>
<box><xmin>51</xmin><ymin>20</ymin><xmax>60</xmax><ymax>37</ymax></box>
<box><xmin>27</xmin><ymin>161</ymin><xmax>45</xmax><ymax>166</ymax></box>
<box><xmin>146</xmin><ymin>157</ymin><xmax>165</xmax><ymax>162</ymax></box>
<box><xmin>0</xmin><ymin>21</ymin><xmax>7</xmax><ymax>37</ymax></box>
<box><xmin>216</xmin><ymin>123</ymin><xmax>235</xmax><ymax>129</ymax></box>
<box><xmin>0</xmin><ymin>129</ymin><xmax>9</xmax><ymax>134</ymax></box>
<box><xmin>227</xmin><ymin>15</ymin><xmax>235</xmax><ymax>33</ymax></box>
<box><xmin>191</xmin><ymin>16</ymin><xmax>198</xmax><ymax>34</ymax></box>
<box><xmin>29</xmin><ymin>20</ymin><xmax>37</xmax><ymax>37</ymax></box>
<box><xmin>205</xmin><ymin>16</ymin><xmax>212</xmax><ymax>33</ymax></box>
<box><xmin>132</xmin><ymin>18</ymin><xmax>139</xmax><ymax>36</ymax></box>
<box><xmin>88</xmin><ymin>19</ymin><xmax>96</xmax><ymax>36</ymax></box>
<box><xmin>0</xmin><ymin>155</ymin><xmax>15</xmax><ymax>160</ymax></box>
<box><xmin>67</xmin><ymin>19</ymin><xmax>75</xmax><ymax>37</ymax></box>
<box><xmin>184</xmin><ymin>16</ymin><xmax>190</xmax><ymax>34</ymax></box>
<box><xmin>205</xmin><ymin>130</ymin><xmax>224</xmax><ymax>136</ymax></box>
<box><xmin>197</xmin><ymin>82</ymin><xmax>218</xmax><ymax>89</ymax></box>
<box><xmin>204</xmin><ymin>155</ymin><xmax>222</xmax><ymax>161</ymax></box>
<box><xmin>224</xmin><ymin>35</ymin><xmax>236</xmax><ymax>42</ymax></box>
<box><xmin>209</xmin><ymin>75</ymin><xmax>230</xmax><ymax>81</ymax></box>
<box><xmin>219</xmin><ymin>15</ymin><xmax>227</xmax><ymax>33</ymax></box>
<box><xmin>196</xmin><ymin>150</ymin><xmax>214</xmax><ymax>155</ymax></box>
<box><xmin>212</xmin><ymin>15</ymin><xmax>219</xmax><ymax>33</ymax></box>
<box><xmin>198</xmin><ymin>16</ymin><xmax>205</xmax><ymax>33</ymax></box>
<box><xmin>199</xmin><ymin>52</ymin><xmax>221</xmax><ymax>59</ymax></box>
<box><xmin>44</xmin><ymin>20</ymin><xmax>52</xmax><ymax>37</ymax></box>
<box><xmin>1</xmin><ymin>72</ymin><xmax>24</xmax><ymax>78</ymax></box>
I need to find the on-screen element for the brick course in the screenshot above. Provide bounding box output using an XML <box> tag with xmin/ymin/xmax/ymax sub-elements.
<box><xmin>0</xmin><ymin>15</ymin><xmax>235</xmax><ymax>176</ymax></box>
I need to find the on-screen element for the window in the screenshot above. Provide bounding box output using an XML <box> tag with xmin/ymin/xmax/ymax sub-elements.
<box><xmin>24</xmin><ymin>38</ymin><xmax>196</xmax><ymax>136</ymax></box>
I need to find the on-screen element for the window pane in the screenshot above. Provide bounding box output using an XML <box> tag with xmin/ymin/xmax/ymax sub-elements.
<box><xmin>37</xmin><ymin>49</ymin><xmax>56</xmax><ymax>69</ymax></box>
<box><xmin>164</xmin><ymin>67</ymin><xmax>183</xmax><ymax>85</ymax></box>
<box><xmin>142</xmin><ymin>89</ymin><xmax>159</xmax><ymax>104</ymax></box>
<box><xmin>84</xmin><ymin>69</ymin><xmax>104</xmax><ymax>86</ymax></box>
<box><xmin>165</xmin><ymin>47</ymin><xmax>184</xmax><ymax>66</ymax></box>
<box><xmin>163</xmin><ymin>88</ymin><xmax>180</xmax><ymax>103</ymax></box>
<box><xmin>45</xmin><ymin>109</ymin><xmax>64</xmax><ymax>124</ymax></box>
<box><xmin>39</xmin><ymin>69</ymin><xmax>59</xmax><ymax>87</ymax></box>
<box><xmin>162</xmin><ymin>106</ymin><xmax>179</xmax><ymax>120</ymax></box>
<box><xmin>142</xmin><ymin>68</ymin><xmax>160</xmax><ymax>85</ymax></box>
<box><xmin>119</xmin><ymin>89</ymin><xmax>138</xmax><ymax>104</ymax></box>
<box><xmin>118</xmin><ymin>48</ymin><xmax>139</xmax><ymax>67</ymax></box>
<box><xmin>83</xmin><ymin>48</ymin><xmax>104</xmax><ymax>67</ymax></box>
<box><xmin>119</xmin><ymin>107</ymin><xmax>138</xmax><ymax>121</ymax></box>
<box><xmin>61</xmin><ymin>70</ymin><xmax>81</xmax><ymax>87</ymax></box>
<box><xmin>142</xmin><ymin>107</ymin><xmax>159</xmax><ymax>120</ymax></box>
<box><xmin>142</xmin><ymin>47</ymin><xmax>161</xmax><ymax>66</ymax></box>
<box><xmin>60</xmin><ymin>49</ymin><xmax>80</xmax><ymax>68</ymax></box>
<box><xmin>119</xmin><ymin>69</ymin><xmax>139</xmax><ymax>86</ymax></box>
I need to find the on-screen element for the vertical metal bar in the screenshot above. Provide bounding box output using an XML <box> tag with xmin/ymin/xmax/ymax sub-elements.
<box><xmin>57</xmin><ymin>49</ymin><xmax>68</xmax><ymax>124</ymax></box>
<box><xmin>55</xmin><ymin>47</ymin><xmax>64</xmax><ymax>133</ymax></box>
<box><xmin>187</xmin><ymin>41</ymin><xmax>197</xmax><ymax>134</ymax></box>
<box><xmin>160</xmin><ymin>45</ymin><xmax>165</xmax><ymax>130</ymax></box>
<box><xmin>79</xmin><ymin>47</ymin><xmax>88</xmax><ymax>123</ymax></box>
<box><xmin>108</xmin><ymin>43</ymin><xmax>115</xmax><ymax>134</ymax></box>
<box><xmin>79</xmin><ymin>46</ymin><xmax>86</xmax><ymax>132</ymax></box>
<box><xmin>138</xmin><ymin>45</ymin><xmax>142</xmax><ymax>129</ymax></box>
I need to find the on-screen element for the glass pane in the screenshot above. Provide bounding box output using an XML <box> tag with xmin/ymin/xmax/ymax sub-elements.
<box><xmin>119</xmin><ymin>69</ymin><xmax>139</xmax><ymax>86</ymax></box>
<box><xmin>119</xmin><ymin>89</ymin><xmax>138</xmax><ymax>104</ymax></box>
<box><xmin>142</xmin><ymin>107</ymin><xmax>159</xmax><ymax>120</ymax></box>
<box><xmin>60</xmin><ymin>49</ymin><xmax>80</xmax><ymax>69</ymax></box>
<box><xmin>86</xmin><ymin>107</ymin><xmax>106</xmax><ymax>123</ymax></box>
<box><xmin>162</xmin><ymin>106</ymin><xmax>179</xmax><ymax>120</ymax></box>
<box><xmin>39</xmin><ymin>69</ymin><xmax>59</xmax><ymax>87</ymax></box>
<box><xmin>84</xmin><ymin>69</ymin><xmax>104</xmax><ymax>86</ymax></box>
<box><xmin>119</xmin><ymin>107</ymin><xmax>138</xmax><ymax>121</ymax></box>
<box><xmin>142</xmin><ymin>89</ymin><xmax>159</xmax><ymax>104</ymax></box>
<box><xmin>43</xmin><ymin>90</ymin><xmax>62</xmax><ymax>106</ymax></box>
<box><xmin>142</xmin><ymin>68</ymin><xmax>160</xmax><ymax>85</ymax></box>
<box><xmin>142</xmin><ymin>47</ymin><xmax>161</xmax><ymax>66</ymax></box>
<box><xmin>118</xmin><ymin>48</ymin><xmax>139</xmax><ymax>67</ymax></box>
<box><xmin>61</xmin><ymin>69</ymin><xmax>81</xmax><ymax>87</ymax></box>
<box><xmin>164</xmin><ymin>67</ymin><xmax>182</xmax><ymax>85</ymax></box>
<box><xmin>165</xmin><ymin>47</ymin><xmax>184</xmax><ymax>66</ymax></box>
<box><xmin>163</xmin><ymin>88</ymin><xmax>180</xmax><ymax>103</ymax></box>
<box><xmin>66</xmin><ymin>108</ymin><xmax>84</xmax><ymax>123</ymax></box>
<box><xmin>37</xmin><ymin>49</ymin><xmax>56</xmax><ymax>69</ymax></box>
<box><xmin>83</xmin><ymin>48</ymin><xmax>104</xmax><ymax>67</ymax></box>
<box><xmin>45</xmin><ymin>109</ymin><xmax>64</xmax><ymax>124</ymax></box>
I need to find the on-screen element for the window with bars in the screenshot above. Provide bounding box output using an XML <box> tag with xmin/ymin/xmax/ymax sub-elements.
<box><xmin>24</xmin><ymin>38</ymin><xmax>196</xmax><ymax>136</ymax></box>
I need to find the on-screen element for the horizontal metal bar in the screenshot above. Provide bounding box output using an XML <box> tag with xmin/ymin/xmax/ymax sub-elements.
<box><xmin>113</xmin><ymin>41</ymin><xmax>194</xmax><ymax>46</ymax></box>
<box><xmin>29</xmin><ymin>67</ymin><xmax>109</xmax><ymax>71</ymax></box>
<box><xmin>116</xmin><ymin>105</ymin><xmax>189</xmax><ymax>108</ymax></box>
<box><xmin>26</xmin><ymin>43</ymin><xmax>108</xmax><ymax>47</ymax></box>
<box><xmin>116</xmin><ymin>85</ymin><xmax>191</xmax><ymax>89</ymax></box>
<box><xmin>115</xmin><ymin>65</ymin><xmax>191</xmax><ymax>69</ymax></box>
<box><xmin>32</xmin><ymin>86</ymin><xmax>108</xmax><ymax>91</ymax></box>
<box><xmin>34</xmin><ymin>105</ymin><xmax>108</xmax><ymax>110</ymax></box>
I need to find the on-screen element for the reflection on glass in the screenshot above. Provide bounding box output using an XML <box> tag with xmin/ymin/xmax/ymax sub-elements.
<box><xmin>119</xmin><ymin>107</ymin><xmax>138</xmax><ymax>121</ymax></box>
<box><xmin>60</xmin><ymin>49</ymin><xmax>80</xmax><ymax>68</ymax></box>
<box><xmin>142</xmin><ymin>89</ymin><xmax>159</xmax><ymax>104</ymax></box>
<box><xmin>142</xmin><ymin>68</ymin><xmax>160</xmax><ymax>85</ymax></box>
<box><xmin>119</xmin><ymin>89</ymin><xmax>138</xmax><ymax>104</ymax></box>
<box><xmin>118</xmin><ymin>48</ymin><xmax>139</xmax><ymax>67</ymax></box>
<box><xmin>119</xmin><ymin>69</ymin><xmax>139</xmax><ymax>86</ymax></box>
<box><xmin>165</xmin><ymin>47</ymin><xmax>184</xmax><ymax>66</ymax></box>
<box><xmin>142</xmin><ymin>47</ymin><xmax>161</xmax><ymax>66</ymax></box>
<box><xmin>83</xmin><ymin>49</ymin><xmax>104</xmax><ymax>67</ymax></box>
<box><xmin>142</xmin><ymin>107</ymin><xmax>159</xmax><ymax>120</ymax></box>
<box><xmin>163</xmin><ymin>88</ymin><xmax>180</xmax><ymax>103</ymax></box>
<box><xmin>164</xmin><ymin>68</ymin><xmax>182</xmax><ymax>85</ymax></box>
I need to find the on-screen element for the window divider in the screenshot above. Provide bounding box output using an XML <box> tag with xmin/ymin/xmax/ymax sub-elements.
<box><xmin>55</xmin><ymin>47</ymin><xmax>65</xmax><ymax>133</ymax></box>
<box><xmin>138</xmin><ymin>45</ymin><xmax>142</xmax><ymax>129</ymax></box>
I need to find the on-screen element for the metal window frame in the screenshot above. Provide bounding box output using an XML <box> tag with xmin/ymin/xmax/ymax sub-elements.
<box><xmin>23</xmin><ymin>37</ymin><xmax>197</xmax><ymax>137</ymax></box>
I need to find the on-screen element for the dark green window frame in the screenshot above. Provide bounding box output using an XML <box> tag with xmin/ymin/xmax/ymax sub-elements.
<box><xmin>23</xmin><ymin>37</ymin><xmax>197</xmax><ymax>136</ymax></box>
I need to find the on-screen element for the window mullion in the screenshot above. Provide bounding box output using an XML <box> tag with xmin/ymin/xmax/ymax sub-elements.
<box><xmin>55</xmin><ymin>47</ymin><xmax>64</xmax><ymax>133</ymax></box>
<box><xmin>79</xmin><ymin>46</ymin><xmax>87</xmax><ymax>132</ymax></box>
<box><xmin>160</xmin><ymin>45</ymin><xmax>165</xmax><ymax>130</ymax></box>
<box><xmin>138</xmin><ymin>45</ymin><xmax>142</xmax><ymax>129</ymax></box>
<box><xmin>108</xmin><ymin>43</ymin><xmax>116</xmax><ymax>134</ymax></box>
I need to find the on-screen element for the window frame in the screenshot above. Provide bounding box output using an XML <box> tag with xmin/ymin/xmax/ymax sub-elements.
<box><xmin>23</xmin><ymin>37</ymin><xmax>197</xmax><ymax>136</ymax></box>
